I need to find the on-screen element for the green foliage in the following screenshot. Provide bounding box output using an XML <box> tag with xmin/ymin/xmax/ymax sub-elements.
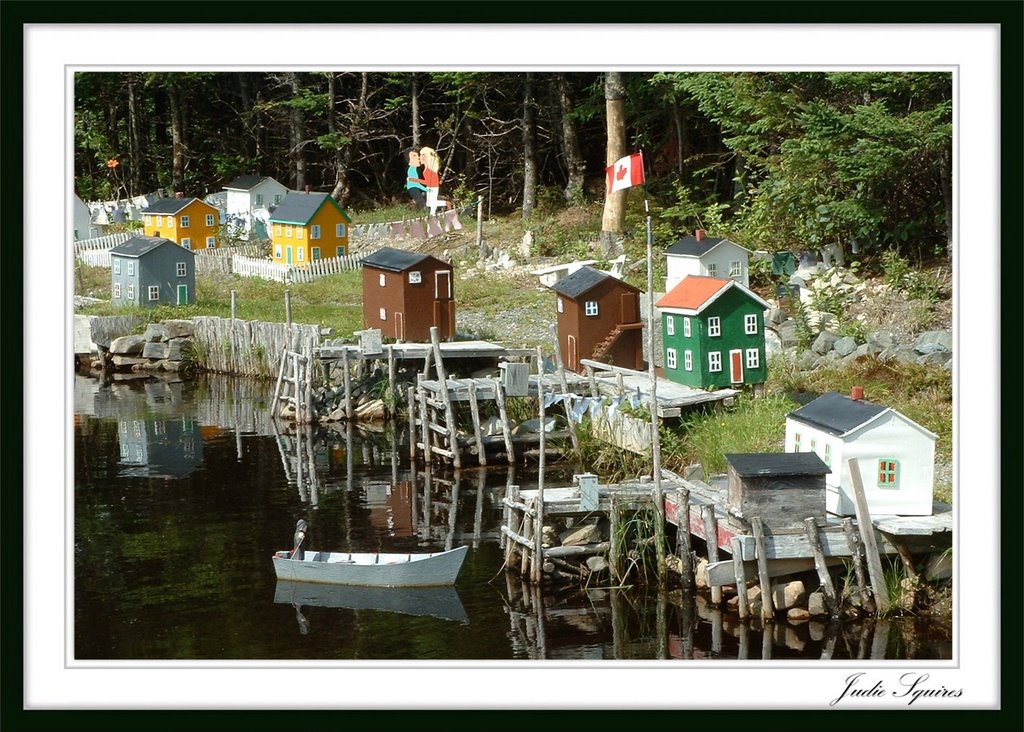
<box><xmin>880</xmin><ymin>249</ymin><xmax>943</xmax><ymax>303</ymax></box>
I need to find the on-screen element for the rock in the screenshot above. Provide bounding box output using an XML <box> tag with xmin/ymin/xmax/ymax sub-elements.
<box><xmin>807</xmin><ymin>590</ymin><xmax>828</xmax><ymax>616</ymax></box>
<box><xmin>682</xmin><ymin>463</ymin><xmax>705</xmax><ymax>482</ymax></box>
<box><xmin>811</xmin><ymin>331</ymin><xmax>839</xmax><ymax>355</ymax></box>
<box><xmin>143</xmin><ymin>341</ymin><xmax>170</xmax><ymax>359</ymax></box>
<box><xmin>111</xmin><ymin>355</ymin><xmax>148</xmax><ymax>367</ymax></box>
<box><xmin>797</xmin><ymin>350</ymin><xmax>821</xmax><ymax>371</ymax></box>
<box><xmin>541</xmin><ymin>525</ymin><xmax>558</xmax><ymax>548</ymax></box>
<box><xmin>694</xmin><ymin>557</ymin><xmax>708</xmax><ymax>588</ymax></box>
<box><xmin>110</xmin><ymin>335</ymin><xmax>147</xmax><ymax>355</ymax></box>
<box><xmin>833</xmin><ymin>336</ymin><xmax>859</xmax><ymax>356</ymax></box>
<box><xmin>748</xmin><ymin>597</ymin><xmax>763</xmax><ymax>616</ymax></box>
<box><xmin>520</xmin><ymin>230</ymin><xmax>533</xmax><ymax>258</ymax></box>
<box><xmin>925</xmin><ymin>552</ymin><xmax>952</xmax><ymax>581</ymax></box>
<box><xmin>665</xmin><ymin>554</ymin><xmax>682</xmax><ymax>574</ymax></box>
<box><xmin>559</xmin><ymin>521</ymin><xmax>602</xmax><ymax>546</ymax></box>
<box><xmin>914</xmin><ymin>330</ymin><xmax>952</xmax><ymax>354</ymax></box>
<box><xmin>143</xmin><ymin>323</ymin><xmax>168</xmax><ymax>342</ymax></box>
<box><xmin>777</xmin><ymin>320</ymin><xmax>801</xmax><ymax>348</ymax></box>
<box><xmin>866</xmin><ymin>329</ymin><xmax>896</xmax><ymax>350</ymax></box>
<box><xmin>767</xmin><ymin>307</ymin><xmax>787</xmax><ymax>325</ymax></box>
<box><xmin>764</xmin><ymin>328</ymin><xmax>783</xmax><ymax>357</ymax></box>
<box><xmin>772</xmin><ymin>580</ymin><xmax>806</xmax><ymax>610</ymax></box>
<box><xmin>746</xmin><ymin>585</ymin><xmax>762</xmax><ymax>603</ymax></box>
<box><xmin>808</xmin><ymin>621</ymin><xmax>826</xmax><ymax>641</ymax></box>
<box><xmin>918</xmin><ymin>350</ymin><xmax>952</xmax><ymax>367</ymax></box>
<box><xmin>586</xmin><ymin>555</ymin><xmax>609</xmax><ymax>573</ymax></box>
<box><xmin>163</xmin><ymin>320</ymin><xmax>195</xmax><ymax>339</ymax></box>
<box><xmin>786</xmin><ymin>607</ymin><xmax>812</xmax><ymax>623</ymax></box>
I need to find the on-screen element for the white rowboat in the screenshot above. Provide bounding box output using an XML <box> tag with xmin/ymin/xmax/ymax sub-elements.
<box><xmin>271</xmin><ymin>544</ymin><xmax>468</xmax><ymax>587</ymax></box>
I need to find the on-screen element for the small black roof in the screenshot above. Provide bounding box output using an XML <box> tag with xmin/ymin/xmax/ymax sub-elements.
<box><xmin>361</xmin><ymin>246</ymin><xmax>434</xmax><ymax>272</ymax></box>
<box><xmin>142</xmin><ymin>197</ymin><xmax>197</xmax><ymax>215</ymax></box>
<box><xmin>110</xmin><ymin>235</ymin><xmax>190</xmax><ymax>258</ymax></box>
<box><xmin>224</xmin><ymin>175</ymin><xmax>269</xmax><ymax>190</ymax></box>
<box><xmin>548</xmin><ymin>265</ymin><xmax>637</xmax><ymax>299</ymax></box>
<box><xmin>724</xmin><ymin>452</ymin><xmax>830</xmax><ymax>477</ymax></box>
<box><xmin>786</xmin><ymin>391</ymin><xmax>888</xmax><ymax>436</ymax></box>
<box><xmin>666</xmin><ymin>234</ymin><xmax>731</xmax><ymax>257</ymax></box>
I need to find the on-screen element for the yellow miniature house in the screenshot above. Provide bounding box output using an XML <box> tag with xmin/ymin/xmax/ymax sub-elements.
<box><xmin>141</xmin><ymin>195</ymin><xmax>221</xmax><ymax>251</ymax></box>
<box><xmin>268</xmin><ymin>191</ymin><xmax>352</xmax><ymax>265</ymax></box>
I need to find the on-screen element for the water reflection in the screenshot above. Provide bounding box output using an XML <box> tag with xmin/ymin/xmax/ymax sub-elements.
<box><xmin>274</xmin><ymin>581</ymin><xmax>470</xmax><ymax>628</ymax></box>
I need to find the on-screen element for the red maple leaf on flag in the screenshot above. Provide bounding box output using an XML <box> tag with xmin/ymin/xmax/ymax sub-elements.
<box><xmin>616</xmin><ymin>165</ymin><xmax>627</xmax><ymax>181</ymax></box>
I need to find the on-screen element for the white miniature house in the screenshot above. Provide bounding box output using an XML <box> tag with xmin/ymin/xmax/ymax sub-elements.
<box><xmin>784</xmin><ymin>388</ymin><xmax>937</xmax><ymax>516</ymax></box>
<box><xmin>664</xmin><ymin>229</ymin><xmax>751</xmax><ymax>292</ymax></box>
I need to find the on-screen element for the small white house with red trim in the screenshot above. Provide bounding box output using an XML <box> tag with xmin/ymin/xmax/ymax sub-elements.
<box><xmin>665</xmin><ymin>229</ymin><xmax>752</xmax><ymax>292</ymax></box>
<box><xmin>784</xmin><ymin>388</ymin><xmax>937</xmax><ymax>516</ymax></box>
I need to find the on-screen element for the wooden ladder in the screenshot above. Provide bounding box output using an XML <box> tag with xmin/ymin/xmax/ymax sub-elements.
<box><xmin>272</xmin><ymin>349</ymin><xmax>314</xmax><ymax>423</ymax></box>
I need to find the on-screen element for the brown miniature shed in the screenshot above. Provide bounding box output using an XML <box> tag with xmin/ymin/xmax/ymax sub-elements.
<box><xmin>548</xmin><ymin>266</ymin><xmax>642</xmax><ymax>372</ymax></box>
<box><xmin>361</xmin><ymin>247</ymin><xmax>454</xmax><ymax>342</ymax></box>
<box><xmin>724</xmin><ymin>452</ymin><xmax>830</xmax><ymax>529</ymax></box>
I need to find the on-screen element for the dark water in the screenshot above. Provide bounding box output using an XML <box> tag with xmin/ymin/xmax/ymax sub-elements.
<box><xmin>73</xmin><ymin>373</ymin><xmax>951</xmax><ymax>661</ymax></box>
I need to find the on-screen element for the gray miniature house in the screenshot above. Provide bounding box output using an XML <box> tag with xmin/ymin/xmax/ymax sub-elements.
<box><xmin>110</xmin><ymin>235</ymin><xmax>196</xmax><ymax>308</ymax></box>
<box><xmin>724</xmin><ymin>452</ymin><xmax>830</xmax><ymax>529</ymax></box>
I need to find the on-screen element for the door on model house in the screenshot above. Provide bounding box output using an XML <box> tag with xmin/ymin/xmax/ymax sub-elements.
<box><xmin>567</xmin><ymin>335</ymin><xmax>578</xmax><ymax>371</ymax></box>
<box><xmin>395</xmin><ymin>312</ymin><xmax>405</xmax><ymax>342</ymax></box>
<box><xmin>434</xmin><ymin>270</ymin><xmax>453</xmax><ymax>340</ymax></box>
<box><xmin>620</xmin><ymin>293</ymin><xmax>638</xmax><ymax>323</ymax></box>
<box><xmin>177</xmin><ymin>285</ymin><xmax>188</xmax><ymax>305</ymax></box>
<box><xmin>729</xmin><ymin>349</ymin><xmax>744</xmax><ymax>384</ymax></box>
<box><xmin>286</xmin><ymin>247</ymin><xmax>292</xmax><ymax>265</ymax></box>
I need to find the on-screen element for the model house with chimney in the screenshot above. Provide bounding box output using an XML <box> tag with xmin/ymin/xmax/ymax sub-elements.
<box><xmin>784</xmin><ymin>389</ymin><xmax>937</xmax><ymax>516</ymax></box>
<box><xmin>142</xmin><ymin>196</ymin><xmax>221</xmax><ymax>251</ymax></box>
<box><xmin>548</xmin><ymin>265</ymin><xmax>643</xmax><ymax>372</ymax></box>
<box><xmin>665</xmin><ymin>229</ymin><xmax>752</xmax><ymax>292</ymax></box>
<box><xmin>361</xmin><ymin>247</ymin><xmax>454</xmax><ymax>342</ymax></box>
<box><xmin>268</xmin><ymin>191</ymin><xmax>352</xmax><ymax>265</ymax></box>
<box><xmin>656</xmin><ymin>275</ymin><xmax>769</xmax><ymax>390</ymax></box>
<box><xmin>109</xmin><ymin>235</ymin><xmax>196</xmax><ymax>307</ymax></box>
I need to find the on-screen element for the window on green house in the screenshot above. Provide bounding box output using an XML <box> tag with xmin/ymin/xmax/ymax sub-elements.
<box><xmin>666</xmin><ymin>316</ymin><xmax>674</xmax><ymax>336</ymax></box>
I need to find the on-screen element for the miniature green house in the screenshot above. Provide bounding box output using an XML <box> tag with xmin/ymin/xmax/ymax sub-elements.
<box><xmin>655</xmin><ymin>275</ymin><xmax>769</xmax><ymax>390</ymax></box>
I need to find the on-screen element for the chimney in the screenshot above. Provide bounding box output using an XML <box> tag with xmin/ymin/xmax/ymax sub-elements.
<box><xmin>850</xmin><ymin>385</ymin><xmax>864</xmax><ymax>401</ymax></box>
<box><xmin>175</xmin><ymin>191</ymin><xmax>184</xmax><ymax>199</ymax></box>
<box><xmin>695</xmin><ymin>229</ymin><xmax>706</xmax><ymax>241</ymax></box>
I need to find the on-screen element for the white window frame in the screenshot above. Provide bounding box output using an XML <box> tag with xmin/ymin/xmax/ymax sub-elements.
<box><xmin>706</xmin><ymin>263</ymin><xmax>717</xmax><ymax>278</ymax></box>
<box><xmin>794</xmin><ymin>432</ymin><xmax>802</xmax><ymax>452</ymax></box>
<box><xmin>584</xmin><ymin>300</ymin><xmax>599</xmax><ymax>317</ymax></box>
<box><xmin>275</xmin><ymin>245</ymin><xmax>283</xmax><ymax>259</ymax></box>
<box><xmin>285</xmin><ymin>225</ymin><xmax>293</xmax><ymax>238</ymax></box>
<box><xmin>666</xmin><ymin>315</ymin><xmax>675</xmax><ymax>336</ymax></box>
<box><xmin>297</xmin><ymin>247</ymin><xmax>305</xmax><ymax>262</ymax></box>
<box><xmin>180</xmin><ymin>215</ymin><xmax>189</xmax><ymax>228</ymax></box>
<box><xmin>274</xmin><ymin>194</ymin><xmax>283</xmax><ymax>205</ymax></box>
<box><xmin>379</xmin><ymin>307</ymin><xmax>387</xmax><ymax>321</ymax></box>
<box><xmin>745</xmin><ymin>348</ymin><xmax>760</xmax><ymax>369</ymax></box>
<box><xmin>127</xmin><ymin>261</ymin><xmax>135</xmax><ymax>276</ymax></box>
<box><xmin>730</xmin><ymin>260</ymin><xmax>742</xmax><ymax>278</ymax></box>
<box><xmin>156</xmin><ymin>215</ymin><xmax>164</xmax><ymax>227</ymax></box>
<box><xmin>310</xmin><ymin>224</ymin><xmax>321</xmax><ymax>240</ymax></box>
<box><xmin>336</xmin><ymin>223</ymin><xmax>347</xmax><ymax>237</ymax></box>
<box><xmin>274</xmin><ymin>225</ymin><xmax>282</xmax><ymax>237</ymax></box>
<box><xmin>556</xmin><ymin>297</ymin><xmax>564</xmax><ymax>313</ymax></box>
<box><xmin>708</xmin><ymin>351</ymin><xmax>722</xmax><ymax>372</ymax></box>
<box><xmin>126</xmin><ymin>284</ymin><xmax>135</xmax><ymax>301</ymax></box>
<box><xmin>176</xmin><ymin>262</ymin><xmax>187</xmax><ymax>277</ymax></box>
<box><xmin>181</xmin><ymin>238</ymin><xmax>192</xmax><ymax>250</ymax></box>
<box><xmin>744</xmin><ymin>313</ymin><xmax>758</xmax><ymax>334</ymax></box>
<box><xmin>297</xmin><ymin>227</ymin><xmax>304</xmax><ymax>240</ymax></box>
<box><xmin>409</xmin><ymin>271</ymin><xmax>422</xmax><ymax>284</ymax></box>
<box><xmin>683</xmin><ymin>317</ymin><xmax>691</xmax><ymax>338</ymax></box>
<box><xmin>684</xmin><ymin>350</ymin><xmax>693</xmax><ymax>371</ymax></box>
<box><xmin>113</xmin><ymin>282</ymin><xmax>121</xmax><ymax>298</ymax></box>
<box><xmin>824</xmin><ymin>443</ymin><xmax>832</xmax><ymax>466</ymax></box>
<box><xmin>167</xmin><ymin>217</ymin><xmax>175</xmax><ymax>229</ymax></box>
<box><xmin>666</xmin><ymin>348</ymin><xmax>677</xmax><ymax>369</ymax></box>
<box><xmin>205</xmin><ymin>214</ymin><xmax>215</xmax><ymax>227</ymax></box>
<box><xmin>113</xmin><ymin>259</ymin><xmax>121</xmax><ymax>275</ymax></box>
<box><xmin>148</xmin><ymin>285</ymin><xmax>160</xmax><ymax>301</ymax></box>
<box><xmin>379</xmin><ymin>273</ymin><xmax>387</xmax><ymax>287</ymax></box>
<box><xmin>206</xmin><ymin>236</ymin><xmax>215</xmax><ymax>248</ymax></box>
<box><xmin>144</xmin><ymin>215</ymin><xmax>152</xmax><ymax>227</ymax></box>
<box><xmin>708</xmin><ymin>316</ymin><xmax>721</xmax><ymax>337</ymax></box>
<box><xmin>254</xmin><ymin>193</ymin><xmax>263</xmax><ymax>207</ymax></box>
<box><xmin>311</xmin><ymin>247</ymin><xmax>321</xmax><ymax>260</ymax></box>
<box><xmin>336</xmin><ymin>246</ymin><xmax>345</xmax><ymax>258</ymax></box>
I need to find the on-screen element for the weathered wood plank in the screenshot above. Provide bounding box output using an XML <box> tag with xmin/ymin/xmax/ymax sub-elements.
<box><xmin>750</xmin><ymin>517</ymin><xmax>775</xmax><ymax>621</ymax></box>
<box><xmin>848</xmin><ymin>458</ymin><xmax>890</xmax><ymax>615</ymax></box>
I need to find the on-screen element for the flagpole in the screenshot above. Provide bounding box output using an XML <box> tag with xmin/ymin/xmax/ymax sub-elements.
<box><xmin>644</xmin><ymin>190</ymin><xmax>667</xmax><ymax>583</ymax></box>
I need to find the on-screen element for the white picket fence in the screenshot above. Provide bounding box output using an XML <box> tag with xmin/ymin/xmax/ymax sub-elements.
<box><xmin>73</xmin><ymin>232</ymin><xmax>132</xmax><ymax>255</ymax></box>
<box><xmin>231</xmin><ymin>251</ymin><xmax>373</xmax><ymax>283</ymax></box>
<box><xmin>77</xmin><ymin>249</ymin><xmax>113</xmax><ymax>268</ymax></box>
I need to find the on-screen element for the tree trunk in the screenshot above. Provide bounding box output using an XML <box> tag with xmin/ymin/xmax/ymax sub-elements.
<box><xmin>411</xmin><ymin>74</ymin><xmax>421</xmax><ymax>148</ymax></box>
<box><xmin>328</xmin><ymin>73</ymin><xmax>345</xmax><ymax>201</ymax></box>
<box><xmin>285</xmin><ymin>72</ymin><xmax>306</xmax><ymax>191</ymax></box>
<box><xmin>126</xmin><ymin>75</ymin><xmax>142</xmax><ymax>196</ymax></box>
<box><xmin>600</xmin><ymin>71</ymin><xmax>627</xmax><ymax>254</ymax></box>
<box><xmin>166</xmin><ymin>82</ymin><xmax>185</xmax><ymax>193</ymax></box>
<box><xmin>938</xmin><ymin>146</ymin><xmax>952</xmax><ymax>262</ymax></box>
<box><xmin>556</xmin><ymin>73</ymin><xmax>585</xmax><ymax>204</ymax></box>
<box><xmin>522</xmin><ymin>72</ymin><xmax>537</xmax><ymax>220</ymax></box>
<box><xmin>671</xmin><ymin>103</ymin><xmax>685</xmax><ymax>177</ymax></box>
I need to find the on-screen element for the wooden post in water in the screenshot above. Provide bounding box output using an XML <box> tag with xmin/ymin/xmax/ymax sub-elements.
<box><xmin>407</xmin><ymin>386</ymin><xmax>417</xmax><ymax>461</ymax></box>
<box><xmin>804</xmin><ymin>516</ymin><xmax>837</xmax><ymax>615</ymax></box>
<box><xmin>467</xmin><ymin>381</ymin><xmax>487</xmax><ymax>466</ymax></box>
<box><xmin>731</xmin><ymin>537</ymin><xmax>749</xmax><ymax>619</ymax></box>
<box><xmin>532</xmin><ymin>378</ymin><xmax>546</xmax><ymax>584</ymax></box>
<box><xmin>521</xmin><ymin>497</ymin><xmax>534</xmax><ymax>578</ymax></box>
<box><xmin>848</xmin><ymin>458</ymin><xmax>890</xmax><ymax>615</ymax></box>
<box><xmin>609</xmin><ymin>495</ymin><xmax>622</xmax><ymax>584</ymax></box>
<box><xmin>644</xmin><ymin>208</ymin><xmax>667</xmax><ymax>583</ymax></box>
<box><xmin>494</xmin><ymin>382</ymin><xmax>515</xmax><ymax>465</ymax></box>
<box><xmin>272</xmin><ymin>349</ymin><xmax>288</xmax><ymax>419</ymax></box>
<box><xmin>292</xmin><ymin>352</ymin><xmax>303</xmax><ymax>424</ymax></box>
<box><xmin>702</xmin><ymin>505</ymin><xmax>723</xmax><ymax>605</ymax></box>
<box><xmin>418</xmin><ymin>388</ymin><xmax>430</xmax><ymax>465</ymax></box>
<box><xmin>676</xmin><ymin>488</ymin><xmax>694</xmax><ymax>593</ymax></box>
<box><xmin>750</xmin><ymin>516</ymin><xmax>775</xmax><ymax>622</ymax></box>
<box><xmin>387</xmin><ymin>345</ymin><xmax>397</xmax><ymax>417</ymax></box>
<box><xmin>430</xmin><ymin>326</ymin><xmax>461</xmax><ymax>469</ymax></box>
<box><xmin>842</xmin><ymin>517</ymin><xmax>873</xmax><ymax>612</ymax></box>
<box><xmin>342</xmin><ymin>349</ymin><xmax>353</xmax><ymax>421</ymax></box>
<box><xmin>549</xmin><ymin>325</ymin><xmax>579</xmax><ymax>453</ymax></box>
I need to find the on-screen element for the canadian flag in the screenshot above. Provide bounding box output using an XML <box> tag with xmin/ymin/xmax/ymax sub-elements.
<box><xmin>606</xmin><ymin>152</ymin><xmax>645</xmax><ymax>194</ymax></box>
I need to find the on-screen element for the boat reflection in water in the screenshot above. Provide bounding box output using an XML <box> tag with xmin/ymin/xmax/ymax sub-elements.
<box><xmin>274</xmin><ymin>579</ymin><xmax>470</xmax><ymax>634</ymax></box>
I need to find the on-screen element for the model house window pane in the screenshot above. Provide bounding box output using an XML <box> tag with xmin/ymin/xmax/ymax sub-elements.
<box><xmin>744</xmin><ymin>313</ymin><xmax>758</xmax><ymax>334</ymax></box>
<box><xmin>274</xmin><ymin>194</ymin><xmax>282</xmax><ymax>205</ymax></box>
<box><xmin>275</xmin><ymin>245</ymin><xmax>282</xmax><ymax>259</ymax></box>
<box><xmin>168</xmin><ymin>217</ymin><xmax>175</xmax><ymax>228</ymax></box>
<box><xmin>683</xmin><ymin>317</ymin><xmax>691</xmax><ymax>338</ymax></box>
<box><xmin>336</xmin><ymin>246</ymin><xmax>345</xmax><ymax>258</ymax></box>
<box><xmin>297</xmin><ymin>228</ymin><xmax>304</xmax><ymax>240</ymax></box>
<box><xmin>706</xmin><ymin>263</ymin><xmax>717</xmax><ymax>277</ymax></box>
<box><xmin>745</xmin><ymin>348</ymin><xmax>759</xmax><ymax>369</ymax></box>
<box><xmin>145</xmin><ymin>215</ymin><xmax>152</xmax><ymax>226</ymax></box>
<box><xmin>877</xmin><ymin>459</ymin><xmax>900</xmax><ymax>488</ymax></box>
<box><xmin>254</xmin><ymin>194</ymin><xmax>263</xmax><ymax>206</ymax></box>
<box><xmin>666</xmin><ymin>316</ymin><xmax>675</xmax><ymax>336</ymax></box>
<box><xmin>206</xmin><ymin>214</ymin><xmax>215</xmax><ymax>226</ymax></box>
<box><xmin>585</xmin><ymin>301</ymin><xmax>599</xmax><ymax>316</ymax></box>
<box><xmin>684</xmin><ymin>350</ymin><xmax>692</xmax><ymax>371</ymax></box>
<box><xmin>113</xmin><ymin>283</ymin><xmax>121</xmax><ymax>298</ymax></box>
<box><xmin>206</xmin><ymin>237</ymin><xmax>215</xmax><ymax>248</ymax></box>
<box><xmin>336</xmin><ymin>224</ymin><xmax>346</xmax><ymax>237</ymax></box>
<box><xmin>379</xmin><ymin>307</ymin><xmax>387</xmax><ymax>321</ymax></box>
<box><xmin>794</xmin><ymin>433</ymin><xmax>802</xmax><ymax>451</ymax></box>
<box><xmin>274</xmin><ymin>225</ymin><xmax>282</xmax><ymax>236</ymax></box>
<box><xmin>156</xmin><ymin>215</ymin><xmax>164</xmax><ymax>227</ymax></box>
<box><xmin>182</xmin><ymin>239</ymin><xmax>192</xmax><ymax>250</ymax></box>
<box><xmin>709</xmin><ymin>351</ymin><xmax>722</xmax><ymax>372</ymax></box>
<box><xmin>311</xmin><ymin>225</ymin><xmax>321</xmax><ymax>239</ymax></box>
<box><xmin>824</xmin><ymin>444</ymin><xmax>832</xmax><ymax>466</ymax></box>
<box><xmin>286</xmin><ymin>226</ymin><xmax>293</xmax><ymax>238</ymax></box>
<box><xmin>312</xmin><ymin>247</ymin><xmax>321</xmax><ymax>260</ymax></box>
<box><xmin>708</xmin><ymin>316</ymin><xmax>721</xmax><ymax>337</ymax></box>
<box><xmin>180</xmin><ymin>215</ymin><xmax>189</xmax><ymax>228</ymax></box>
<box><xmin>379</xmin><ymin>273</ymin><xmax>386</xmax><ymax>287</ymax></box>
<box><xmin>127</xmin><ymin>285</ymin><xmax>135</xmax><ymax>300</ymax></box>
<box><xmin>810</xmin><ymin>438</ymin><xmax>817</xmax><ymax>453</ymax></box>
<box><xmin>666</xmin><ymin>348</ymin><xmax>677</xmax><ymax>369</ymax></box>
<box><xmin>556</xmin><ymin>297</ymin><xmax>564</xmax><ymax>313</ymax></box>
<box><xmin>297</xmin><ymin>247</ymin><xmax>305</xmax><ymax>262</ymax></box>
<box><xmin>402</xmin><ymin>271</ymin><xmax>419</xmax><ymax>285</ymax></box>
<box><xmin>148</xmin><ymin>285</ymin><xmax>160</xmax><ymax>301</ymax></box>
<box><xmin>113</xmin><ymin>259</ymin><xmax>121</xmax><ymax>275</ymax></box>
<box><xmin>177</xmin><ymin>262</ymin><xmax>187</xmax><ymax>277</ymax></box>
<box><xmin>127</xmin><ymin>261</ymin><xmax>135</xmax><ymax>276</ymax></box>
<box><xmin>730</xmin><ymin>260</ymin><xmax>742</xmax><ymax>278</ymax></box>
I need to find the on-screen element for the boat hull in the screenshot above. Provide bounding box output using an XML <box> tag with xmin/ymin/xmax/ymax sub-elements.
<box><xmin>271</xmin><ymin>545</ymin><xmax>468</xmax><ymax>587</ymax></box>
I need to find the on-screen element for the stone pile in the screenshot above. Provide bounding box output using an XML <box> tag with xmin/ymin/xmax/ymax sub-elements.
<box><xmin>84</xmin><ymin>319</ymin><xmax>196</xmax><ymax>374</ymax></box>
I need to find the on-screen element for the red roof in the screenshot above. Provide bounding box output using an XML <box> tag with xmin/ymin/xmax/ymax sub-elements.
<box><xmin>656</xmin><ymin>275</ymin><xmax>732</xmax><ymax>311</ymax></box>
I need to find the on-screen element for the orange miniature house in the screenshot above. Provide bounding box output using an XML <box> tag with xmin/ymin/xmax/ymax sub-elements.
<box><xmin>142</xmin><ymin>196</ymin><xmax>221</xmax><ymax>251</ymax></box>
<box><xmin>268</xmin><ymin>191</ymin><xmax>352</xmax><ymax>266</ymax></box>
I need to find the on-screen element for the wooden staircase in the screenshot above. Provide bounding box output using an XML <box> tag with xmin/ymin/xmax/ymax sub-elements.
<box><xmin>272</xmin><ymin>349</ymin><xmax>315</xmax><ymax>423</ymax></box>
<box><xmin>591</xmin><ymin>322</ymin><xmax>642</xmax><ymax>363</ymax></box>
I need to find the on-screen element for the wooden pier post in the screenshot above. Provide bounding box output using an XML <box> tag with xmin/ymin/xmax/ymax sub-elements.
<box><xmin>702</xmin><ymin>505</ymin><xmax>723</xmax><ymax>605</ymax></box>
<box><xmin>848</xmin><ymin>458</ymin><xmax>890</xmax><ymax>615</ymax></box>
<box><xmin>750</xmin><ymin>517</ymin><xmax>775</xmax><ymax>622</ymax></box>
<box><xmin>272</xmin><ymin>349</ymin><xmax>288</xmax><ymax>419</ymax></box>
<box><xmin>585</xmin><ymin>363</ymin><xmax>599</xmax><ymax>397</ymax></box>
<box><xmin>473</xmin><ymin>468</ymin><xmax>486</xmax><ymax>547</ymax></box>
<box><xmin>731</xmin><ymin>537</ymin><xmax>749</xmax><ymax>619</ymax></box>
<box><xmin>418</xmin><ymin>388</ymin><xmax>430</xmax><ymax>464</ymax></box>
<box><xmin>804</xmin><ymin>516</ymin><xmax>838</xmax><ymax>616</ymax></box>
<box><xmin>292</xmin><ymin>352</ymin><xmax>303</xmax><ymax>424</ymax></box>
<box><xmin>494</xmin><ymin>381</ymin><xmax>515</xmax><ymax>465</ymax></box>
<box><xmin>609</xmin><ymin>496</ymin><xmax>623</xmax><ymax>584</ymax></box>
<box><xmin>676</xmin><ymin>488</ymin><xmax>694</xmax><ymax>593</ymax></box>
<box><xmin>645</xmin><ymin>209</ymin><xmax>667</xmax><ymax>584</ymax></box>
<box><xmin>549</xmin><ymin>325</ymin><xmax>579</xmax><ymax>453</ymax></box>
<box><xmin>342</xmin><ymin>349</ymin><xmax>353</xmax><ymax>421</ymax></box>
<box><xmin>532</xmin><ymin>379</ymin><xmax>546</xmax><ymax>584</ymax></box>
<box><xmin>430</xmin><ymin>327</ymin><xmax>462</xmax><ymax>469</ymax></box>
<box><xmin>842</xmin><ymin>517</ymin><xmax>873</xmax><ymax>612</ymax></box>
<box><xmin>407</xmin><ymin>386</ymin><xmax>417</xmax><ymax>461</ymax></box>
<box><xmin>521</xmin><ymin>498</ymin><xmax>535</xmax><ymax>578</ymax></box>
<box><xmin>387</xmin><ymin>345</ymin><xmax>397</xmax><ymax>416</ymax></box>
<box><xmin>467</xmin><ymin>381</ymin><xmax>487</xmax><ymax>466</ymax></box>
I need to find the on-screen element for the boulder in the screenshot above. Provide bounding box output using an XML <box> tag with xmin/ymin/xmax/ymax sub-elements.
<box><xmin>833</xmin><ymin>336</ymin><xmax>859</xmax><ymax>357</ymax></box>
<box><xmin>811</xmin><ymin>331</ymin><xmax>838</xmax><ymax>355</ymax></box>
<box><xmin>918</xmin><ymin>350</ymin><xmax>952</xmax><ymax>367</ymax></box>
<box><xmin>764</xmin><ymin>328</ymin><xmax>783</xmax><ymax>357</ymax></box>
<box><xmin>163</xmin><ymin>320</ymin><xmax>195</xmax><ymax>339</ymax></box>
<box><xmin>586</xmin><ymin>555</ymin><xmax>609</xmax><ymax>573</ymax></box>
<box><xmin>143</xmin><ymin>341</ymin><xmax>170</xmax><ymax>360</ymax></box>
<box><xmin>772</xmin><ymin>580</ymin><xmax>806</xmax><ymax>610</ymax></box>
<box><xmin>559</xmin><ymin>520</ymin><xmax>602</xmax><ymax>546</ymax></box>
<box><xmin>143</xmin><ymin>323</ymin><xmax>169</xmax><ymax>342</ymax></box>
<box><xmin>110</xmin><ymin>335</ymin><xmax>147</xmax><ymax>355</ymax></box>
<box><xmin>786</xmin><ymin>607</ymin><xmax>812</xmax><ymax>623</ymax></box>
<box><xmin>111</xmin><ymin>355</ymin><xmax>148</xmax><ymax>367</ymax></box>
<box><xmin>914</xmin><ymin>330</ymin><xmax>952</xmax><ymax>354</ymax></box>
<box><xmin>807</xmin><ymin>590</ymin><xmax>828</xmax><ymax>616</ymax></box>
<box><xmin>682</xmin><ymin>463</ymin><xmax>705</xmax><ymax>482</ymax></box>
<box><xmin>925</xmin><ymin>552</ymin><xmax>953</xmax><ymax>581</ymax></box>
<box><xmin>866</xmin><ymin>329</ymin><xmax>896</xmax><ymax>350</ymax></box>
<box><xmin>694</xmin><ymin>557</ymin><xmax>708</xmax><ymax>588</ymax></box>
